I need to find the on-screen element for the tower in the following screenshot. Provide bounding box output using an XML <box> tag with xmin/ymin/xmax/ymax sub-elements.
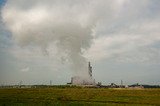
<box><xmin>88</xmin><ymin>62</ymin><xmax>92</xmax><ymax>77</ymax></box>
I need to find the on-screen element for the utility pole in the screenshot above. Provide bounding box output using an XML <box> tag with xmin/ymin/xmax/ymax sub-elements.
<box><xmin>19</xmin><ymin>81</ymin><xmax>23</xmax><ymax>88</ymax></box>
<box><xmin>121</xmin><ymin>80</ymin><xmax>123</xmax><ymax>87</ymax></box>
<box><xmin>50</xmin><ymin>80</ymin><xmax>52</xmax><ymax>86</ymax></box>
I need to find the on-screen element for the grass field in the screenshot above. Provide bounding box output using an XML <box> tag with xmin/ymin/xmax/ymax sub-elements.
<box><xmin>0</xmin><ymin>87</ymin><xmax>160</xmax><ymax>106</ymax></box>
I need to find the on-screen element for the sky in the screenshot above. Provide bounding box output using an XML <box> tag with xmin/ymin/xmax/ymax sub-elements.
<box><xmin>0</xmin><ymin>0</ymin><xmax>160</xmax><ymax>85</ymax></box>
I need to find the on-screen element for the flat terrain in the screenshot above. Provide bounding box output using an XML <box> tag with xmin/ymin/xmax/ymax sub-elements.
<box><xmin>0</xmin><ymin>87</ymin><xmax>160</xmax><ymax>106</ymax></box>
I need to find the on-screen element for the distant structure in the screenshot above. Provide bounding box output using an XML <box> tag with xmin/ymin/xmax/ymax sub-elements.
<box><xmin>128</xmin><ymin>83</ymin><xmax>144</xmax><ymax>89</ymax></box>
<box><xmin>50</xmin><ymin>80</ymin><xmax>52</xmax><ymax>85</ymax></box>
<box><xmin>88</xmin><ymin>62</ymin><xmax>92</xmax><ymax>77</ymax></box>
<box><xmin>68</xmin><ymin>62</ymin><xmax>96</xmax><ymax>86</ymax></box>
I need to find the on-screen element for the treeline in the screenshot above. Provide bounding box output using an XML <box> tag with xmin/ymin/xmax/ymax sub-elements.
<box><xmin>142</xmin><ymin>85</ymin><xmax>160</xmax><ymax>88</ymax></box>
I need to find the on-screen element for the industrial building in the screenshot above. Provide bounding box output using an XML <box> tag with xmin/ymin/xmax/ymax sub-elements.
<box><xmin>68</xmin><ymin>62</ymin><xmax>96</xmax><ymax>85</ymax></box>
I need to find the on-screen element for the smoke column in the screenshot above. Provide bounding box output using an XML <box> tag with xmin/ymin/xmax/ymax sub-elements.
<box><xmin>2</xmin><ymin>0</ymin><xmax>100</xmax><ymax>77</ymax></box>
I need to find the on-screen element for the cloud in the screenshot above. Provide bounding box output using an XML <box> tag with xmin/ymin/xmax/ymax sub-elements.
<box><xmin>21</xmin><ymin>67</ymin><xmax>30</xmax><ymax>72</ymax></box>
<box><xmin>85</xmin><ymin>19</ymin><xmax>160</xmax><ymax>63</ymax></box>
<box><xmin>2</xmin><ymin>0</ymin><xmax>160</xmax><ymax>64</ymax></box>
<box><xmin>1</xmin><ymin>0</ymin><xmax>160</xmax><ymax>84</ymax></box>
<box><xmin>2</xmin><ymin>0</ymin><xmax>99</xmax><ymax>77</ymax></box>
<box><xmin>83</xmin><ymin>0</ymin><xmax>160</xmax><ymax>63</ymax></box>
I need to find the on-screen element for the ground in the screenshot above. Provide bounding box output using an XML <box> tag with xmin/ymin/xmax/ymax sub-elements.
<box><xmin>0</xmin><ymin>87</ymin><xmax>160</xmax><ymax>106</ymax></box>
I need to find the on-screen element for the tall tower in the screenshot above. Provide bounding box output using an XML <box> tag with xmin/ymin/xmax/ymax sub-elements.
<box><xmin>88</xmin><ymin>62</ymin><xmax>92</xmax><ymax>77</ymax></box>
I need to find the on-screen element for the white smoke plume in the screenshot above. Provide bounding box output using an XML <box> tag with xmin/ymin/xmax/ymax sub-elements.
<box><xmin>1</xmin><ymin>0</ymin><xmax>160</xmax><ymax>85</ymax></box>
<box><xmin>2</xmin><ymin>0</ymin><xmax>152</xmax><ymax>76</ymax></box>
<box><xmin>2</xmin><ymin>0</ymin><xmax>104</xmax><ymax>77</ymax></box>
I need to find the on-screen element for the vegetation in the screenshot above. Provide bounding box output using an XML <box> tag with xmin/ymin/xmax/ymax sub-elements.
<box><xmin>0</xmin><ymin>87</ymin><xmax>160</xmax><ymax>106</ymax></box>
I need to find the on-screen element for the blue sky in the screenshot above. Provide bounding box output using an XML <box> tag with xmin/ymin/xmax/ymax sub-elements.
<box><xmin>0</xmin><ymin>0</ymin><xmax>5</xmax><ymax>6</ymax></box>
<box><xmin>0</xmin><ymin>0</ymin><xmax>160</xmax><ymax>85</ymax></box>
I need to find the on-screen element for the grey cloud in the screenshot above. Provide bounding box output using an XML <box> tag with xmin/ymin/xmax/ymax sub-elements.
<box><xmin>2</xmin><ymin>0</ymin><xmax>101</xmax><ymax>77</ymax></box>
<box><xmin>1</xmin><ymin>0</ymin><xmax>160</xmax><ymax>85</ymax></box>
